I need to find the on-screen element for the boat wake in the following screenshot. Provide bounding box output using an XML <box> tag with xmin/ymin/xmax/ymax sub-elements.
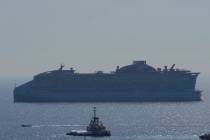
<box><xmin>21</xmin><ymin>124</ymin><xmax>85</xmax><ymax>128</ymax></box>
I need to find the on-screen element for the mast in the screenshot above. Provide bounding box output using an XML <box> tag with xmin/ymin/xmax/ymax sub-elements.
<box><xmin>93</xmin><ymin>107</ymin><xmax>96</xmax><ymax>118</ymax></box>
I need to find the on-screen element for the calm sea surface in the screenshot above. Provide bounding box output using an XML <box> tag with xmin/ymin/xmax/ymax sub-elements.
<box><xmin>0</xmin><ymin>77</ymin><xmax>210</xmax><ymax>140</ymax></box>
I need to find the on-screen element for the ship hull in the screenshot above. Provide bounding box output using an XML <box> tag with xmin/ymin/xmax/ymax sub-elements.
<box><xmin>14</xmin><ymin>89</ymin><xmax>201</xmax><ymax>102</ymax></box>
<box><xmin>66</xmin><ymin>130</ymin><xmax>111</xmax><ymax>137</ymax></box>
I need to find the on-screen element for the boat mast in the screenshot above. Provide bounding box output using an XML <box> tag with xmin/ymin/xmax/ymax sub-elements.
<box><xmin>93</xmin><ymin>107</ymin><xmax>96</xmax><ymax>118</ymax></box>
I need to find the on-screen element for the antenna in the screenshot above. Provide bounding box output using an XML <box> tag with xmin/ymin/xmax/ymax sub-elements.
<box><xmin>59</xmin><ymin>64</ymin><xmax>65</xmax><ymax>71</ymax></box>
<box><xmin>93</xmin><ymin>107</ymin><xmax>96</xmax><ymax>118</ymax></box>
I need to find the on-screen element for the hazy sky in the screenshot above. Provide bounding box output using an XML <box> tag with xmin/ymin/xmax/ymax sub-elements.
<box><xmin>0</xmin><ymin>0</ymin><xmax>210</xmax><ymax>77</ymax></box>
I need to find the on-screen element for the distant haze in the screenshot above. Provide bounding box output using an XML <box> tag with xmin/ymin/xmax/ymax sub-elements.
<box><xmin>0</xmin><ymin>0</ymin><xmax>210</xmax><ymax>77</ymax></box>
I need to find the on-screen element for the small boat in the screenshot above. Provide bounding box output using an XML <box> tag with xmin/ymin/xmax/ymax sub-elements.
<box><xmin>200</xmin><ymin>133</ymin><xmax>210</xmax><ymax>140</ymax></box>
<box><xmin>21</xmin><ymin>124</ymin><xmax>32</xmax><ymax>127</ymax></box>
<box><xmin>66</xmin><ymin>107</ymin><xmax>111</xmax><ymax>137</ymax></box>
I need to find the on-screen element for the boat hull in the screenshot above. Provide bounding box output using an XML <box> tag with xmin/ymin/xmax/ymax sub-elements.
<box><xmin>66</xmin><ymin>130</ymin><xmax>111</xmax><ymax>137</ymax></box>
<box><xmin>14</xmin><ymin>88</ymin><xmax>201</xmax><ymax>102</ymax></box>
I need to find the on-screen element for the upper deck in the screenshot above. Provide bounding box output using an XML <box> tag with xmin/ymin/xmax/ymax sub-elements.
<box><xmin>34</xmin><ymin>61</ymin><xmax>200</xmax><ymax>81</ymax></box>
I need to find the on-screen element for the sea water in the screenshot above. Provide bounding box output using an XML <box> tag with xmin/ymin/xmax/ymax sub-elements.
<box><xmin>0</xmin><ymin>77</ymin><xmax>210</xmax><ymax>140</ymax></box>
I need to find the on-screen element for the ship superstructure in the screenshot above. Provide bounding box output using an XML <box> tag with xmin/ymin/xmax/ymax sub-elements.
<box><xmin>14</xmin><ymin>61</ymin><xmax>201</xmax><ymax>102</ymax></box>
